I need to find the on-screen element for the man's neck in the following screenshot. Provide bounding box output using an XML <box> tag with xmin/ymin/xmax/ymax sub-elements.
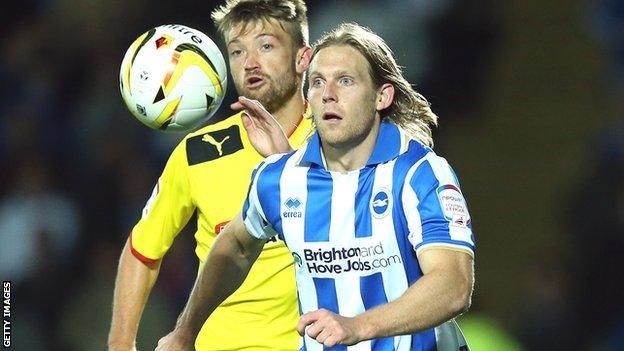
<box><xmin>322</xmin><ymin>121</ymin><xmax>380</xmax><ymax>173</ymax></box>
<box><xmin>272</xmin><ymin>91</ymin><xmax>306</xmax><ymax>137</ymax></box>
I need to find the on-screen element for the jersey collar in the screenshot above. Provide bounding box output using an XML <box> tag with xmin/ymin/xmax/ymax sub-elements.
<box><xmin>301</xmin><ymin>121</ymin><xmax>405</xmax><ymax>168</ymax></box>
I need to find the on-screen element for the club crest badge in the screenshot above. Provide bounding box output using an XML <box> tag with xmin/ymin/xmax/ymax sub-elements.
<box><xmin>370</xmin><ymin>188</ymin><xmax>392</xmax><ymax>218</ymax></box>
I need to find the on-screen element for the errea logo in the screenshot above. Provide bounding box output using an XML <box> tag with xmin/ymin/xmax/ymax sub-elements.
<box><xmin>285</xmin><ymin>197</ymin><xmax>301</xmax><ymax>209</ymax></box>
<box><xmin>283</xmin><ymin>197</ymin><xmax>303</xmax><ymax>218</ymax></box>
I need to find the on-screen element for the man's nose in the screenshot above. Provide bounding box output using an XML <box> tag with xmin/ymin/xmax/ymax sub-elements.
<box><xmin>244</xmin><ymin>51</ymin><xmax>260</xmax><ymax>71</ymax></box>
<box><xmin>322</xmin><ymin>83</ymin><xmax>337</xmax><ymax>103</ymax></box>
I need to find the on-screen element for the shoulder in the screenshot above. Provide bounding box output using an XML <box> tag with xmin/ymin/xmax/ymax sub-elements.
<box><xmin>180</xmin><ymin>112</ymin><xmax>248</xmax><ymax>166</ymax></box>
<box><xmin>397</xmin><ymin>144</ymin><xmax>460</xmax><ymax>194</ymax></box>
<box><xmin>391</xmin><ymin>140</ymin><xmax>456</xmax><ymax>184</ymax></box>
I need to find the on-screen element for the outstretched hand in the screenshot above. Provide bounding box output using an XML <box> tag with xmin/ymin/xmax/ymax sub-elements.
<box><xmin>232</xmin><ymin>96</ymin><xmax>293</xmax><ymax>157</ymax></box>
<box><xmin>297</xmin><ymin>309</ymin><xmax>366</xmax><ymax>347</ymax></box>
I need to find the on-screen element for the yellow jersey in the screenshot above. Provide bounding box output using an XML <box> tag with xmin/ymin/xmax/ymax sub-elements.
<box><xmin>130</xmin><ymin>107</ymin><xmax>313</xmax><ymax>350</ymax></box>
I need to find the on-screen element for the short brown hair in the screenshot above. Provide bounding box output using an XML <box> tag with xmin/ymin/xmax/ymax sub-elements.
<box><xmin>312</xmin><ymin>23</ymin><xmax>438</xmax><ymax>147</ymax></box>
<box><xmin>212</xmin><ymin>0</ymin><xmax>309</xmax><ymax>48</ymax></box>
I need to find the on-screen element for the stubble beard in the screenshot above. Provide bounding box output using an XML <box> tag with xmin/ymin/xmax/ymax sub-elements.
<box><xmin>236</xmin><ymin>64</ymin><xmax>299</xmax><ymax>114</ymax></box>
<box><xmin>315</xmin><ymin>99</ymin><xmax>379</xmax><ymax>149</ymax></box>
<box><xmin>315</xmin><ymin>113</ymin><xmax>376</xmax><ymax>150</ymax></box>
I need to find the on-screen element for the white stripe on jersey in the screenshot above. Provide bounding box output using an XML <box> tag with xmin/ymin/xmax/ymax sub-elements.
<box><xmin>401</xmin><ymin>156</ymin><xmax>429</xmax><ymax>249</ymax></box>
<box><xmin>279</xmin><ymin>150</ymin><xmax>309</xmax><ymax>244</ymax></box>
<box><xmin>328</xmin><ymin>171</ymin><xmax>359</xmax><ymax>246</ymax></box>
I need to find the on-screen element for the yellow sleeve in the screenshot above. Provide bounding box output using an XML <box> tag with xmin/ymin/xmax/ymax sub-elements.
<box><xmin>130</xmin><ymin>140</ymin><xmax>195</xmax><ymax>262</ymax></box>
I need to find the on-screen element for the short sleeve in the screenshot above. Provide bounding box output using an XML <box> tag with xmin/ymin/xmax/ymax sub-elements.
<box><xmin>130</xmin><ymin>141</ymin><xmax>195</xmax><ymax>262</ymax></box>
<box><xmin>402</xmin><ymin>154</ymin><xmax>475</xmax><ymax>256</ymax></box>
<box><xmin>242</xmin><ymin>161</ymin><xmax>278</xmax><ymax>241</ymax></box>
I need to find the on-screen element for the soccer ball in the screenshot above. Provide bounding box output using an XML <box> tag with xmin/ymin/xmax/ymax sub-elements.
<box><xmin>119</xmin><ymin>24</ymin><xmax>227</xmax><ymax>132</ymax></box>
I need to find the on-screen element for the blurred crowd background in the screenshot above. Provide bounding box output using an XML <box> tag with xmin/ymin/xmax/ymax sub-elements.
<box><xmin>1</xmin><ymin>0</ymin><xmax>623</xmax><ymax>350</ymax></box>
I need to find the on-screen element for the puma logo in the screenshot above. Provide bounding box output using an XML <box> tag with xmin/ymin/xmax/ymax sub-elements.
<box><xmin>202</xmin><ymin>134</ymin><xmax>230</xmax><ymax>156</ymax></box>
<box><xmin>187</xmin><ymin>125</ymin><xmax>244</xmax><ymax>165</ymax></box>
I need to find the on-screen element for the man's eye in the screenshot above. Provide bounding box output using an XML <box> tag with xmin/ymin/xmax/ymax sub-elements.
<box><xmin>339</xmin><ymin>77</ymin><xmax>353</xmax><ymax>85</ymax></box>
<box><xmin>230</xmin><ymin>49</ymin><xmax>243</xmax><ymax>56</ymax></box>
<box><xmin>311</xmin><ymin>78</ymin><xmax>324</xmax><ymax>88</ymax></box>
<box><xmin>261</xmin><ymin>43</ymin><xmax>273</xmax><ymax>50</ymax></box>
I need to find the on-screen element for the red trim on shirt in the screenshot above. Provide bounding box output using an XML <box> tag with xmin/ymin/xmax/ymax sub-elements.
<box><xmin>128</xmin><ymin>231</ymin><xmax>159</xmax><ymax>264</ymax></box>
<box><xmin>287</xmin><ymin>101</ymin><xmax>307</xmax><ymax>138</ymax></box>
<box><xmin>215</xmin><ymin>221</ymin><xmax>230</xmax><ymax>234</ymax></box>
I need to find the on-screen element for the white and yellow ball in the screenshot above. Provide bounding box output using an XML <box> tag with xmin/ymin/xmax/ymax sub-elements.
<box><xmin>120</xmin><ymin>24</ymin><xmax>227</xmax><ymax>132</ymax></box>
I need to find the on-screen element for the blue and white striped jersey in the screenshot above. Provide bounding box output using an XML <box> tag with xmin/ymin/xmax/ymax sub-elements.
<box><xmin>243</xmin><ymin>121</ymin><xmax>475</xmax><ymax>351</ymax></box>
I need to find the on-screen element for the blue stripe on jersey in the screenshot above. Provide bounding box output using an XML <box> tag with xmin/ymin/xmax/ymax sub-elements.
<box><xmin>242</xmin><ymin>162</ymin><xmax>263</xmax><ymax>221</ymax></box>
<box><xmin>391</xmin><ymin>141</ymin><xmax>430</xmax><ymax>284</ymax></box>
<box><xmin>304</xmin><ymin>168</ymin><xmax>332</xmax><ymax>242</ymax></box>
<box><xmin>354</xmin><ymin>167</ymin><xmax>375</xmax><ymax>238</ymax></box>
<box><xmin>359</xmin><ymin>272</ymin><xmax>388</xmax><ymax>309</ymax></box>
<box><xmin>410</xmin><ymin>159</ymin><xmax>475</xmax><ymax>252</ymax></box>
<box><xmin>256</xmin><ymin>154</ymin><xmax>291</xmax><ymax>242</ymax></box>
<box><xmin>311</xmin><ymin>277</ymin><xmax>347</xmax><ymax>351</ymax></box>
<box><xmin>410</xmin><ymin>161</ymin><xmax>452</xmax><ymax>245</ymax></box>
<box><xmin>367</xmin><ymin>122</ymin><xmax>402</xmax><ymax>165</ymax></box>
<box><xmin>412</xmin><ymin>328</ymin><xmax>436</xmax><ymax>350</ymax></box>
<box><xmin>360</xmin><ymin>273</ymin><xmax>394</xmax><ymax>350</ymax></box>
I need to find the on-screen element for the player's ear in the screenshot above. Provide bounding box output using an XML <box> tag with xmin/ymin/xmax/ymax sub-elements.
<box><xmin>376</xmin><ymin>83</ymin><xmax>394</xmax><ymax>111</ymax></box>
<box><xmin>296</xmin><ymin>45</ymin><xmax>312</xmax><ymax>74</ymax></box>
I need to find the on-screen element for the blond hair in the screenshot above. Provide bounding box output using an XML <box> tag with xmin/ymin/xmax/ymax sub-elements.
<box><xmin>211</xmin><ymin>0</ymin><xmax>309</xmax><ymax>49</ymax></box>
<box><xmin>312</xmin><ymin>23</ymin><xmax>438</xmax><ymax>147</ymax></box>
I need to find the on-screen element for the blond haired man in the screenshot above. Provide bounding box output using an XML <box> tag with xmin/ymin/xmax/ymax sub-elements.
<box><xmin>108</xmin><ymin>1</ymin><xmax>313</xmax><ymax>350</ymax></box>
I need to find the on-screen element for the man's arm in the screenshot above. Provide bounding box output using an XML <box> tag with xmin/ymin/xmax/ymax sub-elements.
<box><xmin>108</xmin><ymin>240</ymin><xmax>161</xmax><ymax>351</ymax></box>
<box><xmin>298</xmin><ymin>248</ymin><xmax>474</xmax><ymax>347</ymax></box>
<box><xmin>155</xmin><ymin>214</ymin><xmax>266</xmax><ymax>351</ymax></box>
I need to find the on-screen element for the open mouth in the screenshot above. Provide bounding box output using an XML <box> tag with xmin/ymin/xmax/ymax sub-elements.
<box><xmin>322</xmin><ymin>112</ymin><xmax>342</xmax><ymax>121</ymax></box>
<box><xmin>246</xmin><ymin>76</ymin><xmax>265</xmax><ymax>88</ymax></box>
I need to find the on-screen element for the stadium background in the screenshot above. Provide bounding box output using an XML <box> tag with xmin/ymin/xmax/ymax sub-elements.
<box><xmin>1</xmin><ymin>0</ymin><xmax>623</xmax><ymax>350</ymax></box>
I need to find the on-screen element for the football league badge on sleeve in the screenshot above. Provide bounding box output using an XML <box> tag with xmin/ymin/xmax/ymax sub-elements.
<box><xmin>436</xmin><ymin>184</ymin><xmax>471</xmax><ymax>228</ymax></box>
